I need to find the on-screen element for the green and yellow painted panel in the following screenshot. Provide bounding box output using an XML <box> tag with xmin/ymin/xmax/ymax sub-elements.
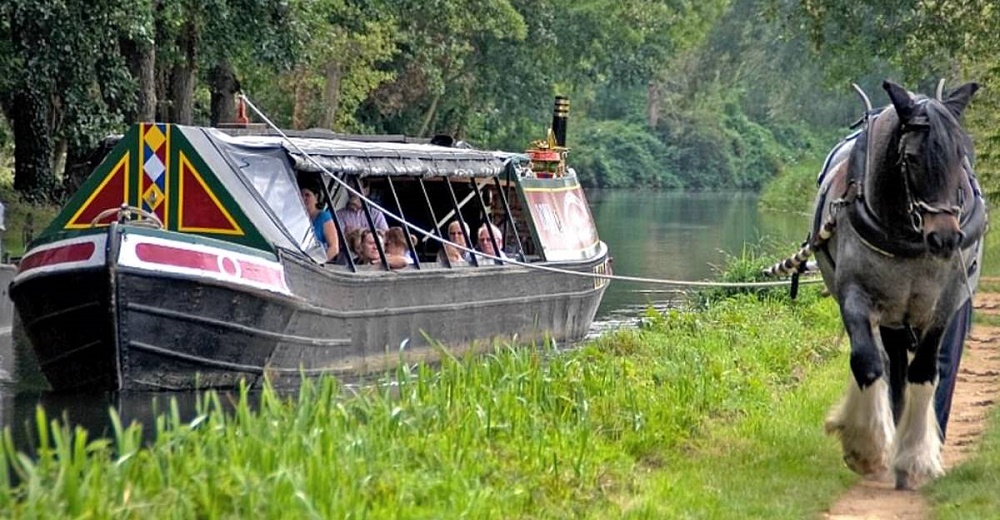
<box><xmin>39</xmin><ymin>124</ymin><xmax>269</xmax><ymax>250</ymax></box>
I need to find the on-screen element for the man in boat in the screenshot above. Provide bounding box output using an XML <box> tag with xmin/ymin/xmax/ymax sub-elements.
<box><xmin>336</xmin><ymin>180</ymin><xmax>388</xmax><ymax>234</ymax></box>
<box><xmin>477</xmin><ymin>222</ymin><xmax>507</xmax><ymax>264</ymax></box>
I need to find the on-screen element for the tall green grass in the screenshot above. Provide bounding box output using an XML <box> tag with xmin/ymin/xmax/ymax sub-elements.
<box><xmin>0</xmin><ymin>285</ymin><xmax>854</xmax><ymax>518</ymax></box>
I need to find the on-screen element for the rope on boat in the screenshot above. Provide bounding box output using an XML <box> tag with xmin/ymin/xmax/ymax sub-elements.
<box><xmin>240</xmin><ymin>94</ymin><xmax>825</xmax><ymax>290</ymax></box>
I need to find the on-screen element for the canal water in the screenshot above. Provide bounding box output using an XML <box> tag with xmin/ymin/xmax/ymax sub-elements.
<box><xmin>0</xmin><ymin>190</ymin><xmax>876</xmax><ymax>448</ymax></box>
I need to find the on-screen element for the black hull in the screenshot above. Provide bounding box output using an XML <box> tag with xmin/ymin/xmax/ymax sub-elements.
<box><xmin>12</xmin><ymin>232</ymin><xmax>608</xmax><ymax>392</ymax></box>
<box><xmin>9</xmin><ymin>268</ymin><xmax>119</xmax><ymax>391</ymax></box>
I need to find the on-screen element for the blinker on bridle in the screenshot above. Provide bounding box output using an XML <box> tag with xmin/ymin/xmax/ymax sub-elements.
<box><xmin>896</xmin><ymin>113</ymin><xmax>963</xmax><ymax>233</ymax></box>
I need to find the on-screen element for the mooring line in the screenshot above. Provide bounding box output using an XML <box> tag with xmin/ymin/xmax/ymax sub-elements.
<box><xmin>240</xmin><ymin>94</ymin><xmax>822</xmax><ymax>290</ymax></box>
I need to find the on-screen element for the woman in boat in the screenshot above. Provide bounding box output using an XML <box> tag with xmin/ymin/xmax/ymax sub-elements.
<box><xmin>384</xmin><ymin>227</ymin><xmax>414</xmax><ymax>269</ymax></box>
<box><xmin>356</xmin><ymin>229</ymin><xmax>383</xmax><ymax>266</ymax></box>
<box><xmin>438</xmin><ymin>220</ymin><xmax>472</xmax><ymax>267</ymax></box>
<box><xmin>300</xmin><ymin>184</ymin><xmax>340</xmax><ymax>262</ymax></box>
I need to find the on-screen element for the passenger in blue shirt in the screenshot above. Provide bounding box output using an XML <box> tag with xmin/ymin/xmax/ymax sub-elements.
<box><xmin>300</xmin><ymin>185</ymin><xmax>340</xmax><ymax>262</ymax></box>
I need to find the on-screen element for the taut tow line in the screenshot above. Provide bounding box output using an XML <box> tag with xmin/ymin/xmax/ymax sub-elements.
<box><xmin>241</xmin><ymin>94</ymin><xmax>822</xmax><ymax>291</ymax></box>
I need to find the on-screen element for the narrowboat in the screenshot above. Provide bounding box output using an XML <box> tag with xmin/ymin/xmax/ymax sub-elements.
<box><xmin>9</xmin><ymin>98</ymin><xmax>610</xmax><ymax>392</ymax></box>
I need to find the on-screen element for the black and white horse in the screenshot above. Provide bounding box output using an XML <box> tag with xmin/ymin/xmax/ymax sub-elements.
<box><xmin>814</xmin><ymin>80</ymin><xmax>984</xmax><ymax>489</ymax></box>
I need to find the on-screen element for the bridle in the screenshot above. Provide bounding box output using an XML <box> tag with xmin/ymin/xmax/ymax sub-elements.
<box><xmin>896</xmin><ymin>110</ymin><xmax>964</xmax><ymax>234</ymax></box>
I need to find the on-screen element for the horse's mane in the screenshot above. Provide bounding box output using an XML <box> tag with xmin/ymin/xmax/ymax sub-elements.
<box><xmin>920</xmin><ymin>99</ymin><xmax>972</xmax><ymax>192</ymax></box>
<box><xmin>850</xmin><ymin>95</ymin><xmax>971</xmax><ymax>194</ymax></box>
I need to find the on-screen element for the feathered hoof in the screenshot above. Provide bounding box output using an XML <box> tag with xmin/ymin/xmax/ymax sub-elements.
<box><xmin>826</xmin><ymin>416</ymin><xmax>890</xmax><ymax>477</ymax></box>
<box><xmin>842</xmin><ymin>450</ymin><xmax>887</xmax><ymax>476</ymax></box>
<box><xmin>892</xmin><ymin>456</ymin><xmax>944</xmax><ymax>490</ymax></box>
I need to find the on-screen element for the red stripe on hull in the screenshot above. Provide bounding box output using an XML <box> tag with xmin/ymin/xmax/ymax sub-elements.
<box><xmin>19</xmin><ymin>242</ymin><xmax>97</xmax><ymax>272</ymax></box>
<box><xmin>136</xmin><ymin>243</ymin><xmax>220</xmax><ymax>273</ymax></box>
<box><xmin>134</xmin><ymin>242</ymin><xmax>285</xmax><ymax>290</ymax></box>
<box><xmin>239</xmin><ymin>260</ymin><xmax>284</xmax><ymax>286</ymax></box>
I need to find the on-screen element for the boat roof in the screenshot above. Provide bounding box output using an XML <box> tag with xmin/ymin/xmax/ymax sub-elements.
<box><xmin>207</xmin><ymin>129</ymin><xmax>523</xmax><ymax>179</ymax></box>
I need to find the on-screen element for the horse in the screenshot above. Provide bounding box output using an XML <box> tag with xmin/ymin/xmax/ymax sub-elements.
<box><xmin>813</xmin><ymin>80</ymin><xmax>985</xmax><ymax>490</ymax></box>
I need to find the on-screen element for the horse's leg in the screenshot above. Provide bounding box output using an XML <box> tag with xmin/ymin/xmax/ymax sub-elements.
<box><xmin>881</xmin><ymin>327</ymin><xmax>912</xmax><ymax>423</ymax></box>
<box><xmin>825</xmin><ymin>285</ymin><xmax>894</xmax><ymax>476</ymax></box>
<box><xmin>891</xmin><ymin>326</ymin><xmax>946</xmax><ymax>490</ymax></box>
<box><xmin>934</xmin><ymin>300</ymin><xmax>973</xmax><ymax>439</ymax></box>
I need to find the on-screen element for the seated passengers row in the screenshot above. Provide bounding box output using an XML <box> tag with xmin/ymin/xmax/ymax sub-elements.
<box><xmin>299</xmin><ymin>182</ymin><xmax>506</xmax><ymax>268</ymax></box>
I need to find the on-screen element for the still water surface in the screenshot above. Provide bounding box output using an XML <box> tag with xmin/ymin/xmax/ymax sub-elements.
<box><xmin>0</xmin><ymin>190</ymin><xmax>835</xmax><ymax>447</ymax></box>
<box><xmin>589</xmin><ymin>189</ymin><xmax>805</xmax><ymax>327</ymax></box>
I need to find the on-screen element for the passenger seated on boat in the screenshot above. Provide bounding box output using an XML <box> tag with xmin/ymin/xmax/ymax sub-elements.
<box><xmin>299</xmin><ymin>184</ymin><xmax>340</xmax><ymax>262</ymax></box>
<box><xmin>477</xmin><ymin>222</ymin><xmax>507</xmax><ymax>263</ymax></box>
<box><xmin>336</xmin><ymin>180</ymin><xmax>388</xmax><ymax>234</ymax></box>
<box><xmin>384</xmin><ymin>227</ymin><xmax>414</xmax><ymax>269</ymax></box>
<box><xmin>356</xmin><ymin>228</ymin><xmax>385</xmax><ymax>266</ymax></box>
<box><xmin>437</xmin><ymin>220</ymin><xmax>472</xmax><ymax>266</ymax></box>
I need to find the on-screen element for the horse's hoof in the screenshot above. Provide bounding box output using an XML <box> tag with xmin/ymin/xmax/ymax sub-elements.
<box><xmin>894</xmin><ymin>470</ymin><xmax>914</xmax><ymax>490</ymax></box>
<box><xmin>844</xmin><ymin>452</ymin><xmax>885</xmax><ymax>476</ymax></box>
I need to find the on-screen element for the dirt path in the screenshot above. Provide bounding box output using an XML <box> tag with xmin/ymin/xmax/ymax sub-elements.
<box><xmin>822</xmin><ymin>292</ymin><xmax>1000</xmax><ymax>520</ymax></box>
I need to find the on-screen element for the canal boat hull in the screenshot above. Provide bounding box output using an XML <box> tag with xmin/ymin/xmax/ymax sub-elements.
<box><xmin>11</xmin><ymin>226</ymin><xmax>608</xmax><ymax>391</ymax></box>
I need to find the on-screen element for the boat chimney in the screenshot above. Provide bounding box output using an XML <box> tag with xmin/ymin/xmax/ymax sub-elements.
<box><xmin>551</xmin><ymin>96</ymin><xmax>569</xmax><ymax>147</ymax></box>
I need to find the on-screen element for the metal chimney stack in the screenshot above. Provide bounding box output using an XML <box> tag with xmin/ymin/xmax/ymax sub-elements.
<box><xmin>551</xmin><ymin>96</ymin><xmax>569</xmax><ymax>147</ymax></box>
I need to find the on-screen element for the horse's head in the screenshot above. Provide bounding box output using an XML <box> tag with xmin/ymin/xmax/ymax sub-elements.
<box><xmin>883</xmin><ymin>80</ymin><xmax>979</xmax><ymax>258</ymax></box>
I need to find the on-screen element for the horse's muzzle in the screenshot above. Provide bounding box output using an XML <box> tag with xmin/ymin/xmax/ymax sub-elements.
<box><xmin>924</xmin><ymin>213</ymin><xmax>964</xmax><ymax>258</ymax></box>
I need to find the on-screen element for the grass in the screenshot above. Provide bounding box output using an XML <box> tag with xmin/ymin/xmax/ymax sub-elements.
<box><xmin>757</xmin><ymin>157</ymin><xmax>825</xmax><ymax>216</ymax></box>
<box><xmin>0</xmin><ymin>285</ymin><xmax>858</xmax><ymax>519</ymax></box>
<box><xmin>926</xmin><ymin>409</ymin><xmax>1000</xmax><ymax>519</ymax></box>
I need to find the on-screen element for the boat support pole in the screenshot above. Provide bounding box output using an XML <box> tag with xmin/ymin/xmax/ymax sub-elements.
<box><xmin>493</xmin><ymin>174</ymin><xmax>525</xmax><ymax>261</ymax></box>
<box><xmin>470</xmin><ymin>179</ymin><xmax>503</xmax><ymax>265</ymax></box>
<box><xmin>417</xmin><ymin>178</ymin><xmax>450</xmax><ymax>268</ymax></box>
<box><xmin>386</xmin><ymin>176</ymin><xmax>421</xmax><ymax>269</ymax></box>
<box><xmin>443</xmin><ymin>176</ymin><xmax>479</xmax><ymax>267</ymax></box>
<box><xmin>321</xmin><ymin>174</ymin><xmax>355</xmax><ymax>271</ymax></box>
<box><xmin>354</xmin><ymin>176</ymin><xmax>390</xmax><ymax>271</ymax></box>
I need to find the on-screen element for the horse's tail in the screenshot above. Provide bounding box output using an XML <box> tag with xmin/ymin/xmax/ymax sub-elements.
<box><xmin>764</xmin><ymin>219</ymin><xmax>835</xmax><ymax>277</ymax></box>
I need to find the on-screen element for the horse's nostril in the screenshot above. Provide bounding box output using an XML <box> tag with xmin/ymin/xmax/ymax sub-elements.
<box><xmin>927</xmin><ymin>232</ymin><xmax>943</xmax><ymax>250</ymax></box>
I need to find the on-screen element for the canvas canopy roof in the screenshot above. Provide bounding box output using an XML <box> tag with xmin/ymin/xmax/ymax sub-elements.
<box><xmin>202</xmin><ymin>128</ymin><xmax>528</xmax><ymax>263</ymax></box>
<box><xmin>209</xmin><ymin>131</ymin><xmax>515</xmax><ymax>179</ymax></box>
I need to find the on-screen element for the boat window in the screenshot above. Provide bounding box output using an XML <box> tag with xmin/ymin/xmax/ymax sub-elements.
<box><xmin>216</xmin><ymin>141</ymin><xmax>323</xmax><ymax>255</ymax></box>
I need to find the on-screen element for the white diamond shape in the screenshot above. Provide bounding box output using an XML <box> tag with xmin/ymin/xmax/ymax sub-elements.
<box><xmin>144</xmin><ymin>154</ymin><xmax>165</xmax><ymax>182</ymax></box>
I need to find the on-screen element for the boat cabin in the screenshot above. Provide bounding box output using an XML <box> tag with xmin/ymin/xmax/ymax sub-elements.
<box><xmin>33</xmin><ymin>123</ymin><xmax>602</xmax><ymax>272</ymax></box>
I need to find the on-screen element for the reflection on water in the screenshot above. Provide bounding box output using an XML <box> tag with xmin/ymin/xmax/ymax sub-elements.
<box><xmin>588</xmin><ymin>190</ymin><xmax>807</xmax><ymax>331</ymax></box>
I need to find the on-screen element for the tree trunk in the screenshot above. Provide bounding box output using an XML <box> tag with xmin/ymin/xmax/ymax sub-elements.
<box><xmin>169</xmin><ymin>20</ymin><xmax>198</xmax><ymax>124</ymax></box>
<box><xmin>291</xmin><ymin>65</ymin><xmax>309</xmax><ymax>130</ymax></box>
<box><xmin>11</xmin><ymin>90</ymin><xmax>56</xmax><ymax>202</ymax></box>
<box><xmin>647</xmin><ymin>80</ymin><xmax>660</xmax><ymax>129</ymax></box>
<box><xmin>121</xmin><ymin>37</ymin><xmax>157</xmax><ymax>123</ymax></box>
<box><xmin>319</xmin><ymin>61</ymin><xmax>342</xmax><ymax>129</ymax></box>
<box><xmin>209</xmin><ymin>60</ymin><xmax>238</xmax><ymax>126</ymax></box>
<box><xmin>417</xmin><ymin>93</ymin><xmax>441</xmax><ymax>137</ymax></box>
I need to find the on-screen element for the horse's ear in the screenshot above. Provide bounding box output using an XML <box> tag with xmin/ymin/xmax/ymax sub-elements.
<box><xmin>883</xmin><ymin>80</ymin><xmax>916</xmax><ymax>121</ymax></box>
<box><xmin>943</xmin><ymin>82</ymin><xmax>980</xmax><ymax>117</ymax></box>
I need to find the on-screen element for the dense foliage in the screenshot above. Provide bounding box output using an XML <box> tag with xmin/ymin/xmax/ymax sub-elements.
<box><xmin>1</xmin><ymin>0</ymin><xmax>995</xmax><ymax>199</ymax></box>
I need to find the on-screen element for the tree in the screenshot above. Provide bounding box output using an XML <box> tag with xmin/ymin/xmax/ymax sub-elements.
<box><xmin>0</xmin><ymin>0</ymin><xmax>136</xmax><ymax>201</ymax></box>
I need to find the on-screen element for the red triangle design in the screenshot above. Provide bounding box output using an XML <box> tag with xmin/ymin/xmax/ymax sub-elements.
<box><xmin>67</xmin><ymin>157</ymin><xmax>128</xmax><ymax>228</ymax></box>
<box><xmin>179</xmin><ymin>156</ymin><xmax>241</xmax><ymax>234</ymax></box>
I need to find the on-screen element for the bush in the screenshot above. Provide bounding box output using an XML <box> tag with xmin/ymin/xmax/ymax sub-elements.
<box><xmin>572</xmin><ymin>120</ymin><xmax>683</xmax><ymax>189</ymax></box>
